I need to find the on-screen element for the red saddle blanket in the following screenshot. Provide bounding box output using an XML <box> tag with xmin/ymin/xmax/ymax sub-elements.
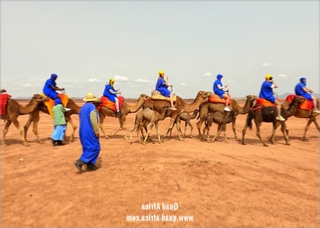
<box><xmin>0</xmin><ymin>94</ymin><xmax>12</xmax><ymax>116</ymax></box>
<box><xmin>41</xmin><ymin>93</ymin><xmax>69</xmax><ymax>117</ymax></box>
<box><xmin>98</xmin><ymin>96</ymin><xmax>124</xmax><ymax>112</ymax></box>
<box><xmin>208</xmin><ymin>94</ymin><xmax>231</xmax><ymax>105</ymax></box>
<box><xmin>255</xmin><ymin>98</ymin><xmax>281</xmax><ymax>107</ymax></box>
<box><xmin>285</xmin><ymin>94</ymin><xmax>312</xmax><ymax>111</ymax></box>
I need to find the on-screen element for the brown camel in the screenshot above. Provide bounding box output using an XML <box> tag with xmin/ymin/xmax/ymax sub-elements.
<box><xmin>98</xmin><ymin>94</ymin><xmax>149</xmax><ymax>139</ymax></box>
<box><xmin>23</xmin><ymin>97</ymin><xmax>81</xmax><ymax>144</ymax></box>
<box><xmin>130</xmin><ymin>106</ymin><xmax>170</xmax><ymax>144</ymax></box>
<box><xmin>169</xmin><ymin>109</ymin><xmax>199</xmax><ymax>138</ymax></box>
<box><xmin>1</xmin><ymin>94</ymin><xmax>48</xmax><ymax>146</ymax></box>
<box><xmin>291</xmin><ymin>98</ymin><xmax>320</xmax><ymax>141</ymax></box>
<box><xmin>143</xmin><ymin>91</ymin><xmax>212</xmax><ymax>141</ymax></box>
<box><xmin>241</xmin><ymin>96</ymin><xmax>305</xmax><ymax>146</ymax></box>
<box><xmin>197</xmin><ymin>94</ymin><xmax>257</xmax><ymax>141</ymax></box>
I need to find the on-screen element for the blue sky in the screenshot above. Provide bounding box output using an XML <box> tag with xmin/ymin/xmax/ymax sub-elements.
<box><xmin>1</xmin><ymin>1</ymin><xmax>319</xmax><ymax>98</ymax></box>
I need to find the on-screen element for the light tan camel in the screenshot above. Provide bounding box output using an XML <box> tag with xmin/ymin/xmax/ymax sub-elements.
<box><xmin>241</xmin><ymin>96</ymin><xmax>305</xmax><ymax>146</ymax></box>
<box><xmin>23</xmin><ymin>98</ymin><xmax>81</xmax><ymax>143</ymax></box>
<box><xmin>292</xmin><ymin>98</ymin><xmax>320</xmax><ymax>141</ymax></box>
<box><xmin>143</xmin><ymin>91</ymin><xmax>212</xmax><ymax>141</ymax></box>
<box><xmin>130</xmin><ymin>106</ymin><xmax>170</xmax><ymax>144</ymax></box>
<box><xmin>197</xmin><ymin>94</ymin><xmax>257</xmax><ymax>141</ymax></box>
<box><xmin>98</xmin><ymin>94</ymin><xmax>149</xmax><ymax>139</ymax></box>
<box><xmin>1</xmin><ymin>94</ymin><xmax>48</xmax><ymax>146</ymax></box>
<box><xmin>169</xmin><ymin>109</ymin><xmax>199</xmax><ymax>138</ymax></box>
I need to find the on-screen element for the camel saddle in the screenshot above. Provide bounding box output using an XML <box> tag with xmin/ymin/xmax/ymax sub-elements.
<box><xmin>40</xmin><ymin>93</ymin><xmax>69</xmax><ymax>117</ymax></box>
<box><xmin>285</xmin><ymin>94</ymin><xmax>312</xmax><ymax>111</ymax></box>
<box><xmin>208</xmin><ymin>94</ymin><xmax>231</xmax><ymax>105</ymax></box>
<box><xmin>255</xmin><ymin>98</ymin><xmax>281</xmax><ymax>107</ymax></box>
<box><xmin>0</xmin><ymin>93</ymin><xmax>12</xmax><ymax>116</ymax></box>
<box><xmin>98</xmin><ymin>96</ymin><xmax>124</xmax><ymax>112</ymax></box>
<box><xmin>151</xmin><ymin>91</ymin><xmax>177</xmax><ymax>102</ymax></box>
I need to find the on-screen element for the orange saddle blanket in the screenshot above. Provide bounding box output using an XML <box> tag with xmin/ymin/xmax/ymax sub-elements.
<box><xmin>151</xmin><ymin>93</ymin><xmax>177</xmax><ymax>102</ymax></box>
<box><xmin>208</xmin><ymin>94</ymin><xmax>231</xmax><ymax>105</ymax></box>
<box><xmin>0</xmin><ymin>94</ymin><xmax>12</xmax><ymax>116</ymax></box>
<box><xmin>285</xmin><ymin>94</ymin><xmax>312</xmax><ymax>111</ymax></box>
<box><xmin>255</xmin><ymin>98</ymin><xmax>281</xmax><ymax>107</ymax></box>
<box><xmin>41</xmin><ymin>93</ymin><xmax>69</xmax><ymax>117</ymax></box>
<box><xmin>98</xmin><ymin>96</ymin><xmax>124</xmax><ymax>112</ymax></box>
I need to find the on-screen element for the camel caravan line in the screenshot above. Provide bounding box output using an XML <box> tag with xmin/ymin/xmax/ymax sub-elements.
<box><xmin>0</xmin><ymin>89</ymin><xmax>319</xmax><ymax>147</ymax></box>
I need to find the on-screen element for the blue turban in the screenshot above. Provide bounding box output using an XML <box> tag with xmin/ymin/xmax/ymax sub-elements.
<box><xmin>217</xmin><ymin>74</ymin><xmax>223</xmax><ymax>80</ymax></box>
<box><xmin>54</xmin><ymin>98</ymin><xmax>62</xmax><ymax>105</ymax></box>
<box><xmin>51</xmin><ymin>73</ymin><xmax>58</xmax><ymax>79</ymax></box>
<box><xmin>300</xmin><ymin>77</ymin><xmax>306</xmax><ymax>86</ymax></box>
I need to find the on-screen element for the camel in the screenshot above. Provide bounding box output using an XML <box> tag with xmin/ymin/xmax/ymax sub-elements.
<box><xmin>241</xmin><ymin>96</ymin><xmax>306</xmax><ymax>146</ymax></box>
<box><xmin>1</xmin><ymin>94</ymin><xmax>48</xmax><ymax>146</ymax></box>
<box><xmin>143</xmin><ymin>91</ymin><xmax>212</xmax><ymax>141</ymax></box>
<box><xmin>169</xmin><ymin>109</ymin><xmax>199</xmax><ymax>138</ymax></box>
<box><xmin>98</xmin><ymin>94</ymin><xmax>149</xmax><ymax>139</ymax></box>
<box><xmin>291</xmin><ymin>98</ymin><xmax>320</xmax><ymax>141</ymax></box>
<box><xmin>130</xmin><ymin>106</ymin><xmax>170</xmax><ymax>144</ymax></box>
<box><xmin>196</xmin><ymin>94</ymin><xmax>257</xmax><ymax>141</ymax></box>
<box><xmin>23</xmin><ymin>97</ymin><xmax>81</xmax><ymax>144</ymax></box>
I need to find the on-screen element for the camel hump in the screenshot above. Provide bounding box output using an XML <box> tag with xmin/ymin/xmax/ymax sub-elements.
<box><xmin>208</xmin><ymin>94</ymin><xmax>231</xmax><ymax>105</ymax></box>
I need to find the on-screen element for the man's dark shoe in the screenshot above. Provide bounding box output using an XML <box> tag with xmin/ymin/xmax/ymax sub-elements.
<box><xmin>87</xmin><ymin>163</ymin><xmax>100</xmax><ymax>171</ymax></box>
<box><xmin>51</xmin><ymin>138</ymin><xmax>57</xmax><ymax>146</ymax></box>
<box><xmin>74</xmin><ymin>160</ymin><xmax>84</xmax><ymax>172</ymax></box>
<box><xmin>57</xmin><ymin>140</ymin><xmax>65</xmax><ymax>146</ymax></box>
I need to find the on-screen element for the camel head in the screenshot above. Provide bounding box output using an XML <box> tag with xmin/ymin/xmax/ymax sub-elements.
<box><xmin>198</xmin><ymin>91</ymin><xmax>213</xmax><ymax>99</ymax></box>
<box><xmin>32</xmin><ymin>94</ymin><xmax>49</xmax><ymax>102</ymax></box>
<box><xmin>139</xmin><ymin>94</ymin><xmax>149</xmax><ymax>101</ymax></box>
<box><xmin>246</xmin><ymin>94</ymin><xmax>258</xmax><ymax>102</ymax></box>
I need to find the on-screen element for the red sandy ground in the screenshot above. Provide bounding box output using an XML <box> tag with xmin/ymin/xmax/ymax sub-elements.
<box><xmin>1</xmin><ymin>100</ymin><xmax>319</xmax><ymax>227</ymax></box>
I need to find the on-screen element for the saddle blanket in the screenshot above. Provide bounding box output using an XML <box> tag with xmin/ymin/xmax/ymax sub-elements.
<box><xmin>0</xmin><ymin>93</ymin><xmax>12</xmax><ymax>116</ymax></box>
<box><xmin>151</xmin><ymin>93</ymin><xmax>177</xmax><ymax>102</ymax></box>
<box><xmin>285</xmin><ymin>94</ymin><xmax>312</xmax><ymax>111</ymax></box>
<box><xmin>98</xmin><ymin>96</ymin><xmax>124</xmax><ymax>112</ymax></box>
<box><xmin>208</xmin><ymin>94</ymin><xmax>231</xmax><ymax>105</ymax></box>
<box><xmin>41</xmin><ymin>93</ymin><xmax>69</xmax><ymax>117</ymax></box>
<box><xmin>255</xmin><ymin>98</ymin><xmax>281</xmax><ymax>107</ymax></box>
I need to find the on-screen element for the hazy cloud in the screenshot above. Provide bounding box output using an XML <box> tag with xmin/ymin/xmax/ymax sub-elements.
<box><xmin>88</xmin><ymin>78</ymin><xmax>100</xmax><ymax>82</ymax></box>
<box><xmin>21</xmin><ymin>83</ymin><xmax>32</xmax><ymax>87</ymax></box>
<box><xmin>278</xmin><ymin>74</ymin><xmax>288</xmax><ymax>78</ymax></box>
<box><xmin>135</xmin><ymin>78</ymin><xmax>149</xmax><ymax>83</ymax></box>
<box><xmin>114</xmin><ymin>75</ymin><xmax>129</xmax><ymax>82</ymax></box>
<box><xmin>261</xmin><ymin>63</ymin><xmax>270</xmax><ymax>67</ymax></box>
<box><xmin>181</xmin><ymin>83</ymin><xmax>188</xmax><ymax>86</ymax></box>
<box><xmin>227</xmin><ymin>80</ymin><xmax>236</xmax><ymax>83</ymax></box>
<box><xmin>202</xmin><ymin>72</ymin><xmax>212</xmax><ymax>77</ymax></box>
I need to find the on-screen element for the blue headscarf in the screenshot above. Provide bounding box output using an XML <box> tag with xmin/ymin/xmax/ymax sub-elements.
<box><xmin>54</xmin><ymin>98</ymin><xmax>62</xmax><ymax>105</ymax></box>
<box><xmin>51</xmin><ymin>73</ymin><xmax>58</xmax><ymax>80</ymax></box>
<box><xmin>217</xmin><ymin>74</ymin><xmax>223</xmax><ymax>80</ymax></box>
<box><xmin>300</xmin><ymin>77</ymin><xmax>306</xmax><ymax>86</ymax></box>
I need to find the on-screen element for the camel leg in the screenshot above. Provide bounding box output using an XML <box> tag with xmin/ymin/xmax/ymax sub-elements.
<box><xmin>212</xmin><ymin>124</ymin><xmax>224</xmax><ymax>143</ymax></box>
<box><xmin>12</xmin><ymin>119</ymin><xmax>29</xmax><ymax>146</ymax></box>
<box><xmin>302</xmin><ymin>118</ymin><xmax>314</xmax><ymax>142</ymax></box>
<box><xmin>65</xmin><ymin>116</ymin><xmax>77</xmax><ymax>142</ymax></box>
<box><xmin>196</xmin><ymin>118</ymin><xmax>205</xmax><ymax>139</ymax></box>
<box><xmin>202</xmin><ymin>126</ymin><xmax>210</xmax><ymax>142</ymax></box>
<box><xmin>129</xmin><ymin>126</ymin><xmax>136</xmax><ymax>144</ymax></box>
<box><xmin>183</xmin><ymin>121</ymin><xmax>188</xmax><ymax>137</ymax></box>
<box><xmin>24</xmin><ymin>112</ymin><xmax>44</xmax><ymax>144</ymax></box>
<box><xmin>2</xmin><ymin>120</ymin><xmax>12</xmax><ymax>146</ymax></box>
<box><xmin>254</xmin><ymin>119</ymin><xmax>268</xmax><ymax>147</ymax></box>
<box><xmin>232</xmin><ymin>118</ymin><xmax>239</xmax><ymax>141</ymax></box>
<box><xmin>155</xmin><ymin>123</ymin><xmax>162</xmax><ymax>144</ymax></box>
<box><xmin>222</xmin><ymin>124</ymin><xmax>228</xmax><ymax>143</ymax></box>
<box><xmin>187</xmin><ymin>121</ymin><xmax>193</xmax><ymax>138</ymax></box>
<box><xmin>269</xmin><ymin>122</ymin><xmax>280</xmax><ymax>144</ymax></box>
<box><xmin>241</xmin><ymin>122</ymin><xmax>248</xmax><ymax>145</ymax></box>
<box><xmin>176</xmin><ymin>119</ymin><xmax>184</xmax><ymax>141</ymax></box>
<box><xmin>144</xmin><ymin>122</ymin><xmax>154</xmax><ymax>145</ymax></box>
<box><xmin>111</xmin><ymin>116</ymin><xmax>127</xmax><ymax>140</ymax></box>
<box><xmin>280</xmin><ymin>122</ymin><xmax>290</xmax><ymax>145</ymax></box>
<box><xmin>162</xmin><ymin>117</ymin><xmax>183</xmax><ymax>141</ymax></box>
<box><xmin>99</xmin><ymin>114</ymin><xmax>109</xmax><ymax>139</ymax></box>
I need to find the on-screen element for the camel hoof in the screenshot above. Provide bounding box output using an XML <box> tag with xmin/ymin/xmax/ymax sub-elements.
<box><xmin>104</xmin><ymin>136</ymin><xmax>109</xmax><ymax>139</ymax></box>
<box><xmin>302</xmin><ymin>138</ymin><xmax>309</xmax><ymax>142</ymax></box>
<box><xmin>179</xmin><ymin>138</ymin><xmax>184</xmax><ymax>141</ymax></box>
<box><xmin>224</xmin><ymin>141</ymin><xmax>229</xmax><ymax>144</ymax></box>
<box><xmin>286</xmin><ymin>142</ymin><xmax>291</xmax><ymax>145</ymax></box>
<box><xmin>2</xmin><ymin>143</ymin><xmax>7</xmax><ymax>147</ymax></box>
<box><xmin>263</xmin><ymin>144</ymin><xmax>269</xmax><ymax>147</ymax></box>
<box><xmin>189</xmin><ymin>135</ymin><xmax>193</xmax><ymax>138</ymax></box>
<box><xmin>23</xmin><ymin>143</ymin><xmax>30</xmax><ymax>147</ymax></box>
<box><xmin>241</xmin><ymin>142</ymin><xmax>247</xmax><ymax>145</ymax></box>
<box><xmin>38</xmin><ymin>140</ymin><xmax>44</xmax><ymax>144</ymax></box>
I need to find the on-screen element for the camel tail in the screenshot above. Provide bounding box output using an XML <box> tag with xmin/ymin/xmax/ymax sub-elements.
<box><xmin>246</xmin><ymin>111</ymin><xmax>254</xmax><ymax>130</ymax></box>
